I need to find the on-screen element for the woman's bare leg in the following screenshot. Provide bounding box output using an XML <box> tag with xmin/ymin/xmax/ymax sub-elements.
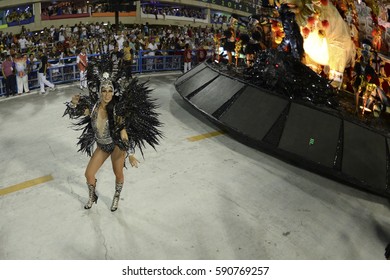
<box><xmin>110</xmin><ymin>146</ymin><xmax>126</xmax><ymax>211</ymax></box>
<box><xmin>227</xmin><ymin>51</ymin><xmax>232</xmax><ymax>65</ymax></box>
<box><xmin>85</xmin><ymin>147</ymin><xmax>110</xmax><ymax>185</ymax></box>
<box><xmin>110</xmin><ymin>146</ymin><xmax>126</xmax><ymax>183</ymax></box>
<box><xmin>83</xmin><ymin>147</ymin><xmax>110</xmax><ymax>209</ymax></box>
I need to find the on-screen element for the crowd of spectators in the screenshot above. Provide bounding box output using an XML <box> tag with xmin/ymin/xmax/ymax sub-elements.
<box><xmin>0</xmin><ymin>20</ymin><xmax>223</xmax><ymax>95</ymax></box>
<box><xmin>140</xmin><ymin>1</ymin><xmax>263</xmax><ymax>23</ymax></box>
<box><xmin>41</xmin><ymin>2</ymin><xmax>89</xmax><ymax>17</ymax></box>
<box><xmin>1</xmin><ymin>20</ymin><xmax>222</xmax><ymax>59</ymax></box>
<box><xmin>41</xmin><ymin>0</ymin><xmax>138</xmax><ymax>16</ymax></box>
<box><xmin>142</xmin><ymin>4</ymin><xmax>206</xmax><ymax>20</ymax></box>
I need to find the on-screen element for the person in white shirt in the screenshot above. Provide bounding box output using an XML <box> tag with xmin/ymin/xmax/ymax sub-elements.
<box><xmin>73</xmin><ymin>25</ymin><xmax>79</xmax><ymax>36</ymax></box>
<box><xmin>146</xmin><ymin>38</ymin><xmax>158</xmax><ymax>70</ymax></box>
<box><xmin>115</xmin><ymin>32</ymin><xmax>125</xmax><ymax>51</ymax></box>
<box><xmin>14</xmin><ymin>54</ymin><xmax>29</xmax><ymax>94</ymax></box>
<box><xmin>50</xmin><ymin>25</ymin><xmax>55</xmax><ymax>35</ymax></box>
<box><xmin>65</xmin><ymin>24</ymin><xmax>72</xmax><ymax>37</ymax></box>
<box><xmin>81</xmin><ymin>25</ymin><xmax>87</xmax><ymax>39</ymax></box>
<box><xmin>95</xmin><ymin>23</ymin><xmax>100</xmax><ymax>34</ymax></box>
<box><xmin>58</xmin><ymin>31</ymin><xmax>65</xmax><ymax>43</ymax></box>
<box><xmin>26</xmin><ymin>37</ymin><xmax>34</xmax><ymax>49</ymax></box>
<box><xmin>18</xmin><ymin>36</ymin><xmax>28</xmax><ymax>51</ymax></box>
<box><xmin>147</xmin><ymin>38</ymin><xmax>158</xmax><ymax>56</ymax></box>
<box><xmin>108</xmin><ymin>41</ymin><xmax>115</xmax><ymax>52</ymax></box>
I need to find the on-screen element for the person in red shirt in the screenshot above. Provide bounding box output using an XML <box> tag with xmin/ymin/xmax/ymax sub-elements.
<box><xmin>77</xmin><ymin>47</ymin><xmax>88</xmax><ymax>90</ymax></box>
<box><xmin>183</xmin><ymin>43</ymin><xmax>192</xmax><ymax>73</ymax></box>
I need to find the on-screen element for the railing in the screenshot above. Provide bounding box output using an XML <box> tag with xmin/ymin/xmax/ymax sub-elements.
<box><xmin>0</xmin><ymin>50</ymin><xmax>212</xmax><ymax>96</ymax></box>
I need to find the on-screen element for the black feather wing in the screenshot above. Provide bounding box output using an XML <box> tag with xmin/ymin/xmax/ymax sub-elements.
<box><xmin>63</xmin><ymin>95</ymin><xmax>96</xmax><ymax>157</ymax></box>
<box><xmin>115</xmin><ymin>78</ymin><xmax>163</xmax><ymax>157</ymax></box>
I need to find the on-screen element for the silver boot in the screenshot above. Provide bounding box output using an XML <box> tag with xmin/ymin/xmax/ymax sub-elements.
<box><xmin>110</xmin><ymin>182</ymin><xmax>123</xmax><ymax>212</ymax></box>
<box><xmin>84</xmin><ymin>182</ymin><xmax>98</xmax><ymax>209</ymax></box>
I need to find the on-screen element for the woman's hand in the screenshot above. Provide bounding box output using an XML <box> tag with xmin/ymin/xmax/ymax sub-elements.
<box><xmin>129</xmin><ymin>154</ymin><xmax>140</xmax><ymax>168</ymax></box>
<box><xmin>120</xmin><ymin>129</ymin><xmax>129</xmax><ymax>142</ymax></box>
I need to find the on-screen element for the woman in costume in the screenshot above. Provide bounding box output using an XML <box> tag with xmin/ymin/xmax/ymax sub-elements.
<box><xmin>64</xmin><ymin>57</ymin><xmax>162</xmax><ymax>211</ymax></box>
<box><xmin>222</xmin><ymin>27</ymin><xmax>236</xmax><ymax>67</ymax></box>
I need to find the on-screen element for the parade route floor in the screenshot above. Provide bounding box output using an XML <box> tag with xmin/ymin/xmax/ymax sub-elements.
<box><xmin>0</xmin><ymin>73</ymin><xmax>389</xmax><ymax>260</ymax></box>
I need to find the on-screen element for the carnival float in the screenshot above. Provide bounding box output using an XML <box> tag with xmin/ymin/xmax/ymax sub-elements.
<box><xmin>175</xmin><ymin>0</ymin><xmax>390</xmax><ymax>198</ymax></box>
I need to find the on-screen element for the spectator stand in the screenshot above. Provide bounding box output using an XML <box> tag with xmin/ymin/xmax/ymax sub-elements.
<box><xmin>41</xmin><ymin>1</ymin><xmax>89</xmax><ymax>21</ymax></box>
<box><xmin>141</xmin><ymin>1</ymin><xmax>208</xmax><ymax>24</ymax></box>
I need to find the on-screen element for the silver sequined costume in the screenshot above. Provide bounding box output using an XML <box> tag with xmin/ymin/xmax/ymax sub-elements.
<box><xmin>90</xmin><ymin>103</ymin><xmax>115</xmax><ymax>154</ymax></box>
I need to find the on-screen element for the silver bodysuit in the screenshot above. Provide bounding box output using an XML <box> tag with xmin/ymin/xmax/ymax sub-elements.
<box><xmin>91</xmin><ymin>103</ymin><xmax>115</xmax><ymax>153</ymax></box>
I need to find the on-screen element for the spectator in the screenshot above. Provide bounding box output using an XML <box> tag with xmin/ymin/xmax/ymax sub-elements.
<box><xmin>1</xmin><ymin>55</ymin><xmax>16</xmax><ymax>97</ymax></box>
<box><xmin>110</xmin><ymin>45</ymin><xmax>122</xmax><ymax>78</ymax></box>
<box><xmin>115</xmin><ymin>31</ymin><xmax>125</xmax><ymax>51</ymax></box>
<box><xmin>183</xmin><ymin>43</ymin><xmax>192</xmax><ymax>73</ymax></box>
<box><xmin>122</xmin><ymin>40</ymin><xmax>133</xmax><ymax>77</ymax></box>
<box><xmin>37</xmin><ymin>50</ymin><xmax>56</xmax><ymax>94</ymax></box>
<box><xmin>14</xmin><ymin>53</ymin><xmax>30</xmax><ymax>94</ymax></box>
<box><xmin>26</xmin><ymin>53</ymin><xmax>37</xmax><ymax>88</ymax></box>
<box><xmin>77</xmin><ymin>47</ymin><xmax>88</xmax><ymax>90</ymax></box>
<box><xmin>18</xmin><ymin>35</ymin><xmax>28</xmax><ymax>53</ymax></box>
<box><xmin>146</xmin><ymin>37</ymin><xmax>158</xmax><ymax>71</ymax></box>
<box><xmin>143</xmin><ymin>22</ymin><xmax>149</xmax><ymax>37</ymax></box>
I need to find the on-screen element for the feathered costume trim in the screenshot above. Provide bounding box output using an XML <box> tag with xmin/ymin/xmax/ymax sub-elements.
<box><xmin>63</xmin><ymin>55</ymin><xmax>163</xmax><ymax>158</ymax></box>
<box><xmin>245</xmin><ymin>49</ymin><xmax>338</xmax><ymax>108</ymax></box>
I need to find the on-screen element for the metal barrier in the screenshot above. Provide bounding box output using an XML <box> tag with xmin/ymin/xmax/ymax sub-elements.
<box><xmin>0</xmin><ymin>51</ymin><xmax>190</xmax><ymax>96</ymax></box>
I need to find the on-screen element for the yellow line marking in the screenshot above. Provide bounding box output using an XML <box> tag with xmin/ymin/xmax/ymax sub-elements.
<box><xmin>0</xmin><ymin>175</ymin><xmax>54</xmax><ymax>196</ymax></box>
<box><xmin>187</xmin><ymin>130</ymin><xmax>225</xmax><ymax>142</ymax></box>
